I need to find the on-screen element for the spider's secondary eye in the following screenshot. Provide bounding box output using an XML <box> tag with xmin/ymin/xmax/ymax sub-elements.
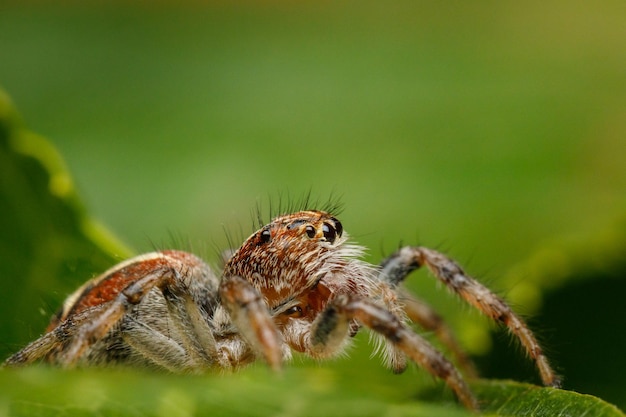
<box><xmin>331</xmin><ymin>218</ymin><xmax>343</xmax><ymax>237</ymax></box>
<box><xmin>322</xmin><ymin>223</ymin><xmax>337</xmax><ymax>243</ymax></box>
<box><xmin>284</xmin><ymin>305</ymin><xmax>303</xmax><ymax>318</ymax></box>
<box><xmin>305</xmin><ymin>225</ymin><xmax>316</xmax><ymax>238</ymax></box>
<box><xmin>260</xmin><ymin>229</ymin><xmax>272</xmax><ymax>243</ymax></box>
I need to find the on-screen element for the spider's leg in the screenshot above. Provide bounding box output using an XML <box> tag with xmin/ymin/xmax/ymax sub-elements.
<box><xmin>383</xmin><ymin>246</ymin><xmax>560</xmax><ymax>388</ymax></box>
<box><xmin>397</xmin><ymin>288</ymin><xmax>478</xmax><ymax>378</ymax></box>
<box><xmin>57</xmin><ymin>266</ymin><xmax>179</xmax><ymax>365</ymax></box>
<box><xmin>306</xmin><ymin>298</ymin><xmax>352</xmax><ymax>357</ymax></box>
<box><xmin>3</xmin><ymin>332</ymin><xmax>60</xmax><ymax>366</ymax></box>
<box><xmin>157</xmin><ymin>284</ymin><xmax>219</xmax><ymax>368</ymax></box>
<box><xmin>120</xmin><ymin>316</ymin><xmax>190</xmax><ymax>372</ymax></box>
<box><xmin>379</xmin><ymin>252</ymin><xmax>477</xmax><ymax>376</ymax></box>
<box><xmin>127</xmin><ymin>288</ymin><xmax>221</xmax><ymax>371</ymax></box>
<box><xmin>3</xmin><ymin>304</ymin><xmax>104</xmax><ymax>366</ymax></box>
<box><xmin>219</xmin><ymin>274</ymin><xmax>283</xmax><ymax>371</ymax></box>
<box><xmin>318</xmin><ymin>295</ymin><xmax>478</xmax><ymax>410</ymax></box>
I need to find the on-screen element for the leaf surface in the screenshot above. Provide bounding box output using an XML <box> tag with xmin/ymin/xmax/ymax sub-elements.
<box><xmin>2</xmin><ymin>367</ymin><xmax>624</xmax><ymax>417</ymax></box>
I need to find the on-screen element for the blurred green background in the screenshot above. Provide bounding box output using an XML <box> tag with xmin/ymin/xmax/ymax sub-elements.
<box><xmin>1</xmin><ymin>0</ymin><xmax>625</xmax><ymax>413</ymax></box>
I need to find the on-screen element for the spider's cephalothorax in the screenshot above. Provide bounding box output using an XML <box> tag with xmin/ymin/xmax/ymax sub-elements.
<box><xmin>226</xmin><ymin>211</ymin><xmax>354</xmax><ymax>301</ymax></box>
<box><xmin>223</xmin><ymin>211</ymin><xmax>382</xmax><ymax>360</ymax></box>
<box><xmin>225</xmin><ymin>210</ymin><xmax>375</xmax><ymax>312</ymax></box>
<box><xmin>4</xmin><ymin>209</ymin><xmax>561</xmax><ymax>411</ymax></box>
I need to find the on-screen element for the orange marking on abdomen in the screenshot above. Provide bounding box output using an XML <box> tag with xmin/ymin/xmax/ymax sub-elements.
<box><xmin>69</xmin><ymin>257</ymin><xmax>171</xmax><ymax>315</ymax></box>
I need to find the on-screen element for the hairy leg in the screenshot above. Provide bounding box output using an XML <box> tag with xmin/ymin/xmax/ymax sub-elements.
<box><xmin>121</xmin><ymin>316</ymin><xmax>190</xmax><ymax>371</ymax></box>
<box><xmin>57</xmin><ymin>267</ymin><xmax>179</xmax><ymax>365</ymax></box>
<box><xmin>309</xmin><ymin>294</ymin><xmax>478</xmax><ymax>410</ymax></box>
<box><xmin>3</xmin><ymin>304</ymin><xmax>105</xmax><ymax>366</ymax></box>
<box><xmin>381</xmin><ymin>246</ymin><xmax>560</xmax><ymax>388</ymax></box>
<box><xmin>158</xmin><ymin>286</ymin><xmax>218</xmax><ymax>368</ymax></box>
<box><xmin>398</xmin><ymin>288</ymin><xmax>478</xmax><ymax>378</ymax></box>
<box><xmin>378</xmin><ymin>256</ymin><xmax>477</xmax><ymax>377</ymax></box>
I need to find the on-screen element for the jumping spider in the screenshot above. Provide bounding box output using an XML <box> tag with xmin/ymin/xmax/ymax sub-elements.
<box><xmin>4</xmin><ymin>209</ymin><xmax>560</xmax><ymax>410</ymax></box>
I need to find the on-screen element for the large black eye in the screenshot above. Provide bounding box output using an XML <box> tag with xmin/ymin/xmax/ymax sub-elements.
<box><xmin>322</xmin><ymin>223</ymin><xmax>337</xmax><ymax>243</ymax></box>
<box><xmin>331</xmin><ymin>217</ymin><xmax>343</xmax><ymax>237</ymax></box>
<box><xmin>305</xmin><ymin>225</ymin><xmax>316</xmax><ymax>238</ymax></box>
<box><xmin>259</xmin><ymin>229</ymin><xmax>271</xmax><ymax>243</ymax></box>
<box><xmin>283</xmin><ymin>305</ymin><xmax>303</xmax><ymax>318</ymax></box>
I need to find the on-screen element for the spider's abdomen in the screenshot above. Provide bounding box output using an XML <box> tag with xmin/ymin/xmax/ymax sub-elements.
<box><xmin>47</xmin><ymin>251</ymin><xmax>216</xmax><ymax>332</ymax></box>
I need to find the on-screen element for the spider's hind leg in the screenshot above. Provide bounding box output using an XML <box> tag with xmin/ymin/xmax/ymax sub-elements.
<box><xmin>3</xmin><ymin>304</ymin><xmax>106</xmax><ymax>366</ymax></box>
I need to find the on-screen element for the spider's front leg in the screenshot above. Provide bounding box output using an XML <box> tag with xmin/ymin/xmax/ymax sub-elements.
<box><xmin>379</xmin><ymin>253</ymin><xmax>477</xmax><ymax>377</ymax></box>
<box><xmin>311</xmin><ymin>295</ymin><xmax>479</xmax><ymax>410</ymax></box>
<box><xmin>219</xmin><ymin>275</ymin><xmax>283</xmax><ymax>371</ymax></box>
<box><xmin>381</xmin><ymin>246</ymin><xmax>561</xmax><ymax>388</ymax></box>
<box><xmin>395</xmin><ymin>288</ymin><xmax>478</xmax><ymax>378</ymax></box>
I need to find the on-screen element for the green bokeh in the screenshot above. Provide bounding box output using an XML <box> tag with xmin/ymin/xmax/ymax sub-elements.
<box><xmin>1</xmin><ymin>2</ymin><xmax>623</xmax><ymax>261</ymax></box>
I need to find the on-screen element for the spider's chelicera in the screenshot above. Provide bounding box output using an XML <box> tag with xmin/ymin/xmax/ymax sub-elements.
<box><xmin>4</xmin><ymin>209</ymin><xmax>560</xmax><ymax>410</ymax></box>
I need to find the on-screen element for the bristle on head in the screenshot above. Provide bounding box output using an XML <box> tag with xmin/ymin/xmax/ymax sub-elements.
<box><xmin>252</xmin><ymin>191</ymin><xmax>343</xmax><ymax>229</ymax></box>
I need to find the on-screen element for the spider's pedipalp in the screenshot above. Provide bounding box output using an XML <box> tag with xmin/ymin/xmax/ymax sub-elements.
<box><xmin>219</xmin><ymin>274</ymin><xmax>283</xmax><ymax>372</ymax></box>
<box><xmin>384</xmin><ymin>246</ymin><xmax>561</xmax><ymax>388</ymax></box>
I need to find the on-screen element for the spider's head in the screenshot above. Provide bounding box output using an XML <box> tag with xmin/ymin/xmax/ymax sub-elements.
<box><xmin>223</xmin><ymin>210</ymin><xmax>373</xmax><ymax>312</ymax></box>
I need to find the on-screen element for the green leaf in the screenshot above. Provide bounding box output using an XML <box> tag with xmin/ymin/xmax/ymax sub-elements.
<box><xmin>0</xmin><ymin>88</ymin><xmax>623</xmax><ymax>416</ymax></box>
<box><xmin>1</xmin><ymin>367</ymin><xmax>624</xmax><ymax>417</ymax></box>
<box><xmin>474</xmin><ymin>380</ymin><xmax>624</xmax><ymax>417</ymax></box>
